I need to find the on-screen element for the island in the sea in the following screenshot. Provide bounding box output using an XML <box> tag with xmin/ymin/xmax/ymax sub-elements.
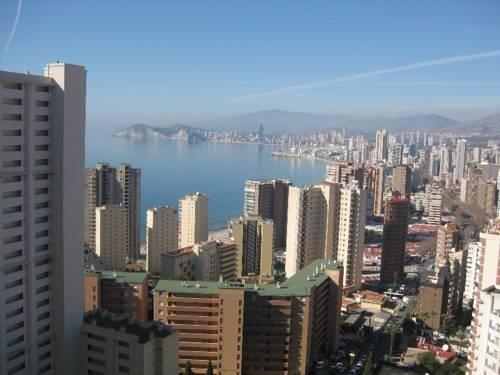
<box><xmin>112</xmin><ymin>123</ymin><xmax>208</xmax><ymax>143</ymax></box>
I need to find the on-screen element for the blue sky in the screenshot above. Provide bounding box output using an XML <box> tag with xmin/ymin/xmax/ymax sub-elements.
<box><xmin>1</xmin><ymin>0</ymin><xmax>499</xmax><ymax>127</ymax></box>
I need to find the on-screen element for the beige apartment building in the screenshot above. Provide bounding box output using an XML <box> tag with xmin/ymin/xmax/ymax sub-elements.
<box><xmin>153</xmin><ymin>259</ymin><xmax>344</xmax><ymax>374</ymax></box>
<box><xmin>435</xmin><ymin>223</ymin><xmax>460</xmax><ymax>269</ymax></box>
<box><xmin>217</xmin><ymin>240</ymin><xmax>238</xmax><ymax>281</ymax></box>
<box><xmin>478</xmin><ymin>179</ymin><xmax>498</xmax><ymax>217</ymax></box>
<box><xmin>81</xmin><ymin>310</ymin><xmax>179</xmax><ymax>375</ymax></box>
<box><xmin>0</xmin><ymin>64</ymin><xmax>86</xmax><ymax>374</ymax></box>
<box><xmin>146</xmin><ymin>206</ymin><xmax>178</xmax><ymax>274</ymax></box>
<box><xmin>243</xmin><ymin>179</ymin><xmax>291</xmax><ymax>249</ymax></box>
<box><xmin>285</xmin><ymin>183</ymin><xmax>340</xmax><ymax>277</ymax></box>
<box><xmin>161</xmin><ymin>240</ymin><xmax>229</xmax><ymax>281</ymax></box>
<box><xmin>95</xmin><ymin>204</ymin><xmax>129</xmax><ymax>270</ymax></box>
<box><xmin>84</xmin><ymin>271</ymin><xmax>149</xmax><ymax>320</ymax></box>
<box><xmin>85</xmin><ymin>163</ymin><xmax>141</xmax><ymax>261</ymax></box>
<box><xmin>392</xmin><ymin>164</ymin><xmax>411</xmax><ymax>196</ymax></box>
<box><xmin>178</xmin><ymin>192</ymin><xmax>209</xmax><ymax>248</ymax></box>
<box><xmin>230</xmin><ymin>214</ymin><xmax>274</xmax><ymax>278</ymax></box>
<box><xmin>286</xmin><ymin>181</ymin><xmax>366</xmax><ymax>292</ymax></box>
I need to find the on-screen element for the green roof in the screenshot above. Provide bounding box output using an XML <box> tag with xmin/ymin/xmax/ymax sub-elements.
<box><xmin>85</xmin><ymin>270</ymin><xmax>148</xmax><ymax>284</ymax></box>
<box><xmin>154</xmin><ymin>259</ymin><xmax>342</xmax><ymax>297</ymax></box>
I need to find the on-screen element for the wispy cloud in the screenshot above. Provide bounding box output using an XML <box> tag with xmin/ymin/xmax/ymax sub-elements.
<box><xmin>234</xmin><ymin>50</ymin><xmax>500</xmax><ymax>102</ymax></box>
<box><xmin>2</xmin><ymin>0</ymin><xmax>23</xmax><ymax>62</ymax></box>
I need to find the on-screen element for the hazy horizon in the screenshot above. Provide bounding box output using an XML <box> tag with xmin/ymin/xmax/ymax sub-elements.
<box><xmin>1</xmin><ymin>1</ymin><xmax>499</xmax><ymax>128</ymax></box>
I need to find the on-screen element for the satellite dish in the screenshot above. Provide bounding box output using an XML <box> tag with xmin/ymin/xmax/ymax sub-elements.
<box><xmin>442</xmin><ymin>344</ymin><xmax>449</xmax><ymax>351</ymax></box>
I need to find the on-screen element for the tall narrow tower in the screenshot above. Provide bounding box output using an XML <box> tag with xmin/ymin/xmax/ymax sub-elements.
<box><xmin>0</xmin><ymin>63</ymin><xmax>86</xmax><ymax>374</ymax></box>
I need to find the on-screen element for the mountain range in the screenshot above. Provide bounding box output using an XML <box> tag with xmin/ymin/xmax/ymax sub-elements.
<box><xmin>112</xmin><ymin>110</ymin><xmax>500</xmax><ymax>140</ymax></box>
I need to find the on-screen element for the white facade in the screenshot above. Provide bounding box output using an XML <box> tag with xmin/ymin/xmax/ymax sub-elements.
<box><xmin>337</xmin><ymin>183</ymin><xmax>366</xmax><ymax>290</ymax></box>
<box><xmin>468</xmin><ymin>223</ymin><xmax>500</xmax><ymax>374</ymax></box>
<box><xmin>425</xmin><ymin>183</ymin><xmax>443</xmax><ymax>225</ymax></box>
<box><xmin>464</xmin><ymin>242</ymin><xmax>481</xmax><ymax>302</ymax></box>
<box><xmin>178</xmin><ymin>192</ymin><xmax>209</xmax><ymax>248</ymax></box>
<box><xmin>375</xmin><ymin>129</ymin><xmax>388</xmax><ymax>162</ymax></box>
<box><xmin>0</xmin><ymin>64</ymin><xmax>86</xmax><ymax>374</ymax></box>
<box><xmin>146</xmin><ymin>206</ymin><xmax>178</xmax><ymax>274</ymax></box>
<box><xmin>468</xmin><ymin>287</ymin><xmax>500</xmax><ymax>375</ymax></box>
<box><xmin>454</xmin><ymin>139</ymin><xmax>467</xmax><ymax>181</ymax></box>
<box><xmin>96</xmin><ymin>205</ymin><xmax>128</xmax><ymax>271</ymax></box>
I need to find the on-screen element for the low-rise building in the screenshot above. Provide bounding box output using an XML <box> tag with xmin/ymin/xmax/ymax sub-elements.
<box><xmin>81</xmin><ymin>310</ymin><xmax>178</xmax><ymax>375</ymax></box>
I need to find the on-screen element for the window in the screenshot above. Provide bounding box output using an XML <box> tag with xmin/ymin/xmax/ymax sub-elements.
<box><xmin>3</xmin><ymin>145</ymin><xmax>22</xmax><ymax>152</ymax></box>
<box><xmin>35</xmin><ymin>188</ymin><xmax>49</xmax><ymax>195</ymax></box>
<box><xmin>3</xmin><ymin>98</ymin><xmax>22</xmax><ymax>105</ymax></box>
<box><xmin>35</xmin><ymin>115</ymin><xmax>49</xmax><ymax>122</ymax></box>
<box><xmin>7</xmin><ymin>321</ymin><xmax>24</xmax><ymax>333</ymax></box>
<box><xmin>3</xmin><ymin>175</ymin><xmax>21</xmax><ymax>183</ymax></box>
<box><xmin>118</xmin><ymin>366</ymin><xmax>130</xmax><ymax>373</ymax></box>
<box><xmin>35</xmin><ymin>216</ymin><xmax>49</xmax><ymax>224</ymax></box>
<box><xmin>3</xmin><ymin>160</ymin><xmax>22</xmax><ymax>168</ymax></box>
<box><xmin>36</xmin><ymin>271</ymin><xmax>50</xmax><ymax>280</ymax></box>
<box><xmin>36</xmin><ymin>244</ymin><xmax>49</xmax><ymax>253</ymax></box>
<box><xmin>4</xmin><ymin>264</ymin><xmax>22</xmax><ymax>274</ymax></box>
<box><xmin>35</xmin><ymin>130</ymin><xmax>49</xmax><ymax>136</ymax></box>
<box><xmin>4</xmin><ymin>220</ymin><xmax>22</xmax><ymax>229</ymax></box>
<box><xmin>36</xmin><ymin>286</ymin><xmax>50</xmax><ymax>295</ymax></box>
<box><xmin>3</xmin><ymin>206</ymin><xmax>22</xmax><ymax>214</ymax></box>
<box><xmin>35</xmin><ymin>159</ymin><xmax>49</xmax><ymax>166</ymax></box>
<box><xmin>36</xmin><ymin>298</ymin><xmax>50</xmax><ymax>308</ymax></box>
<box><xmin>4</xmin><ymin>249</ymin><xmax>22</xmax><ymax>260</ymax></box>
<box><xmin>3</xmin><ymin>82</ymin><xmax>22</xmax><ymax>90</ymax></box>
<box><xmin>6</xmin><ymin>293</ymin><xmax>23</xmax><ymax>304</ymax></box>
<box><xmin>37</xmin><ymin>325</ymin><xmax>50</xmax><ymax>335</ymax></box>
<box><xmin>3</xmin><ymin>129</ymin><xmax>22</xmax><ymax>136</ymax></box>
<box><xmin>35</xmin><ymin>145</ymin><xmax>49</xmax><ymax>151</ymax></box>
<box><xmin>5</xmin><ymin>278</ymin><xmax>23</xmax><ymax>289</ymax></box>
<box><xmin>3</xmin><ymin>190</ymin><xmax>22</xmax><ymax>198</ymax></box>
<box><xmin>36</xmin><ymin>202</ymin><xmax>49</xmax><ymax>209</ymax></box>
<box><xmin>3</xmin><ymin>114</ymin><xmax>22</xmax><ymax>121</ymax></box>
<box><xmin>7</xmin><ymin>349</ymin><xmax>24</xmax><ymax>361</ymax></box>
<box><xmin>36</xmin><ymin>100</ymin><xmax>49</xmax><ymax>107</ymax></box>
<box><xmin>35</xmin><ymin>230</ymin><xmax>49</xmax><ymax>239</ymax></box>
<box><xmin>36</xmin><ymin>85</ymin><xmax>49</xmax><ymax>92</ymax></box>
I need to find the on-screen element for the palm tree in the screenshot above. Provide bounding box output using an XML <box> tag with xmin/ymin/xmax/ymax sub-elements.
<box><xmin>388</xmin><ymin>323</ymin><xmax>400</xmax><ymax>361</ymax></box>
<box><xmin>454</xmin><ymin>327</ymin><xmax>468</xmax><ymax>356</ymax></box>
<box><xmin>184</xmin><ymin>361</ymin><xmax>193</xmax><ymax>375</ymax></box>
<box><xmin>362</xmin><ymin>352</ymin><xmax>374</xmax><ymax>375</ymax></box>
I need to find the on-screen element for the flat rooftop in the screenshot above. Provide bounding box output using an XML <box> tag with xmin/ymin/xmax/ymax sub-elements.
<box><xmin>154</xmin><ymin>258</ymin><xmax>342</xmax><ymax>297</ymax></box>
<box><xmin>83</xmin><ymin>310</ymin><xmax>175</xmax><ymax>343</ymax></box>
<box><xmin>85</xmin><ymin>270</ymin><xmax>148</xmax><ymax>284</ymax></box>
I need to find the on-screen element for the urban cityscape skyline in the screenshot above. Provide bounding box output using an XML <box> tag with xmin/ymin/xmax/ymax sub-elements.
<box><xmin>2</xmin><ymin>2</ymin><xmax>500</xmax><ymax>375</ymax></box>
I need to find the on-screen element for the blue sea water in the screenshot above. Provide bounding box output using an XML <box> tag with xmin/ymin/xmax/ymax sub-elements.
<box><xmin>86</xmin><ymin>127</ymin><xmax>326</xmax><ymax>240</ymax></box>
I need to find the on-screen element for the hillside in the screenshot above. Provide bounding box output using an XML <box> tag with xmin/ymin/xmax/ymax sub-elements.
<box><xmin>197</xmin><ymin>110</ymin><xmax>459</xmax><ymax>134</ymax></box>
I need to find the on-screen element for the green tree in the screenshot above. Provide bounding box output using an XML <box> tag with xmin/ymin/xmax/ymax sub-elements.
<box><xmin>418</xmin><ymin>352</ymin><xmax>441</xmax><ymax>373</ymax></box>
<box><xmin>184</xmin><ymin>361</ymin><xmax>194</xmax><ymax>375</ymax></box>
<box><xmin>362</xmin><ymin>352</ymin><xmax>374</xmax><ymax>375</ymax></box>
<box><xmin>206</xmin><ymin>360</ymin><xmax>214</xmax><ymax>375</ymax></box>
<box><xmin>454</xmin><ymin>327</ymin><xmax>468</xmax><ymax>356</ymax></box>
<box><xmin>387</xmin><ymin>323</ymin><xmax>400</xmax><ymax>360</ymax></box>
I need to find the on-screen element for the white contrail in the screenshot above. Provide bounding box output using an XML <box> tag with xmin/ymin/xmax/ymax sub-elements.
<box><xmin>234</xmin><ymin>49</ymin><xmax>500</xmax><ymax>101</ymax></box>
<box><xmin>2</xmin><ymin>0</ymin><xmax>23</xmax><ymax>61</ymax></box>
